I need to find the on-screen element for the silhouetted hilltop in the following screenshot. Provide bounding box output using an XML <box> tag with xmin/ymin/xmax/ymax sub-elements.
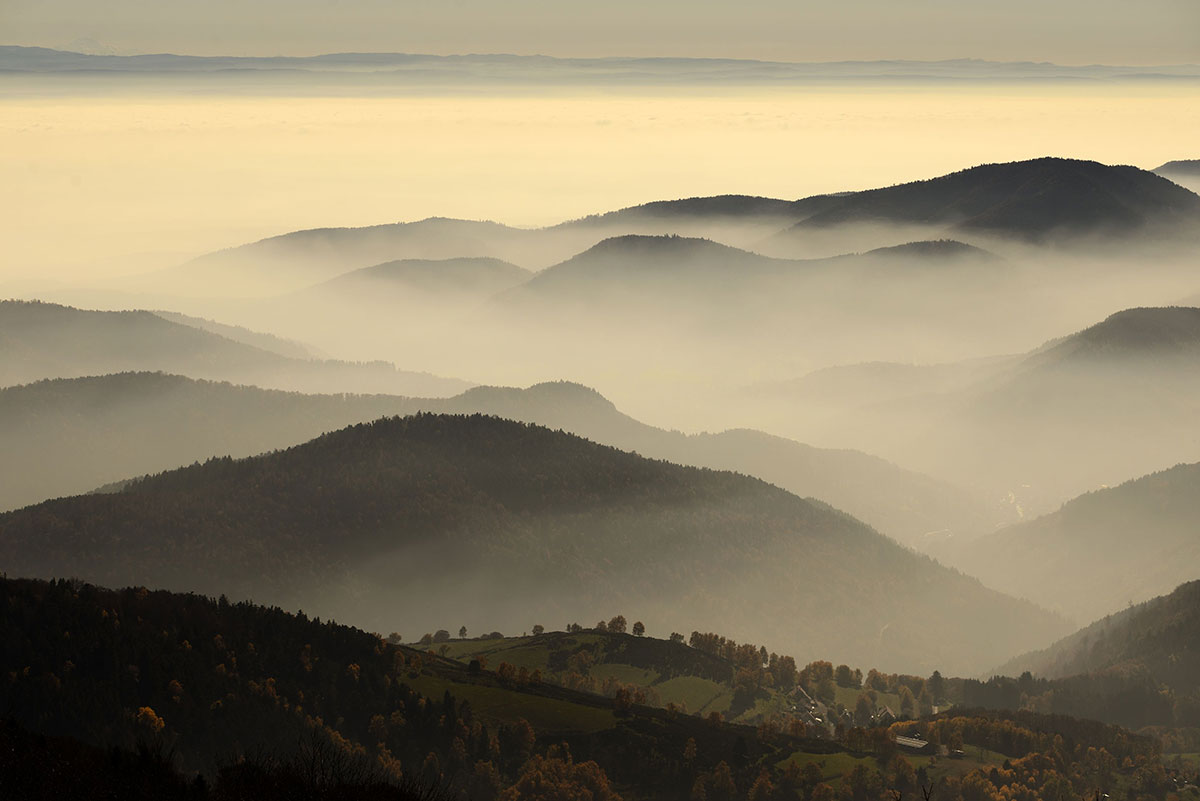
<box><xmin>0</xmin><ymin>299</ymin><xmax>469</xmax><ymax>396</ymax></box>
<box><xmin>0</xmin><ymin>413</ymin><xmax>1065</xmax><ymax>673</ymax></box>
<box><xmin>782</xmin><ymin>158</ymin><xmax>1200</xmax><ymax>240</ymax></box>
<box><xmin>559</xmin><ymin>194</ymin><xmax>840</xmax><ymax>229</ymax></box>
<box><xmin>1155</xmin><ymin>159</ymin><xmax>1200</xmax><ymax>176</ymax></box>
<box><xmin>947</xmin><ymin>461</ymin><xmax>1200</xmax><ymax>625</ymax></box>
<box><xmin>856</xmin><ymin>239</ymin><xmax>997</xmax><ymax>261</ymax></box>
<box><xmin>1026</xmin><ymin>306</ymin><xmax>1200</xmax><ymax>365</ymax></box>
<box><xmin>512</xmin><ymin>235</ymin><xmax>794</xmax><ymax>302</ymax></box>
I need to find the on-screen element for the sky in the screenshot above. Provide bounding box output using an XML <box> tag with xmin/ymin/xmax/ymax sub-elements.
<box><xmin>3</xmin><ymin>0</ymin><xmax>1198</xmax><ymax>64</ymax></box>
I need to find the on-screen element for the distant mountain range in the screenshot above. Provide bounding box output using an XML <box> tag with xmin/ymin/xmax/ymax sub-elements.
<box><xmin>5</xmin><ymin>46</ymin><xmax>1198</xmax><ymax>85</ymax></box>
<box><xmin>0</xmin><ymin>413</ymin><xmax>1066</xmax><ymax>674</ymax></box>
<box><xmin>167</xmin><ymin>158</ymin><xmax>1198</xmax><ymax>296</ymax></box>
<box><xmin>0</xmin><ymin>299</ymin><xmax>469</xmax><ymax>396</ymax></box>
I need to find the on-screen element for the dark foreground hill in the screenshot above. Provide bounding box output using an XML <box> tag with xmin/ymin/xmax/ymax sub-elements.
<box><xmin>0</xmin><ymin>299</ymin><xmax>469</xmax><ymax>396</ymax></box>
<box><xmin>0</xmin><ymin>575</ymin><xmax>829</xmax><ymax>799</ymax></box>
<box><xmin>0</xmin><ymin>414</ymin><xmax>1065</xmax><ymax>674</ymax></box>
<box><xmin>2</xmin><ymin>576</ymin><xmax>1167</xmax><ymax>801</ymax></box>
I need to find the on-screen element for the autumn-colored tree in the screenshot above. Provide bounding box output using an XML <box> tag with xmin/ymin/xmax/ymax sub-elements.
<box><xmin>706</xmin><ymin>761</ymin><xmax>737</xmax><ymax>801</ymax></box>
<box><xmin>811</xmin><ymin>783</ymin><xmax>838</xmax><ymax>801</ymax></box>
<box><xmin>469</xmin><ymin>760</ymin><xmax>504</xmax><ymax>801</ymax></box>
<box><xmin>136</xmin><ymin>706</ymin><xmax>165</xmax><ymax>733</ymax></box>
<box><xmin>748</xmin><ymin>769</ymin><xmax>774</xmax><ymax>801</ymax></box>
<box><xmin>855</xmin><ymin>693</ymin><xmax>876</xmax><ymax>727</ymax></box>
<box><xmin>835</xmin><ymin>664</ymin><xmax>855</xmax><ymax>687</ymax></box>
<box><xmin>683</xmin><ymin>737</ymin><xmax>697</xmax><ymax>763</ymax></box>
<box><xmin>888</xmin><ymin>753</ymin><xmax>917</xmax><ymax>791</ymax></box>
<box><xmin>500</xmin><ymin>745</ymin><xmax>621</xmax><ymax>801</ymax></box>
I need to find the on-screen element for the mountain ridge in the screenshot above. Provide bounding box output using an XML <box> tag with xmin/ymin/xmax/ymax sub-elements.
<box><xmin>0</xmin><ymin>412</ymin><xmax>1067</xmax><ymax>674</ymax></box>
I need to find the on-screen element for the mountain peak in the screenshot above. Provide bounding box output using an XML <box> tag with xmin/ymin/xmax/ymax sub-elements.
<box><xmin>785</xmin><ymin>157</ymin><xmax>1200</xmax><ymax>240</ymax></box>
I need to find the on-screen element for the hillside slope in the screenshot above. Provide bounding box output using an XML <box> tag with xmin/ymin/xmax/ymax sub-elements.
<box><xmin>946</xmin><ymin>462</ymin><xmax>1200</xmax><ymax>624</ymax></box>
<box><xmin>0</xmin><ymin>373</ymin><xmax>999</xmax><ymax>548</ymax></box>
<box><xmin>0</xmin><ymin>414</ymin><xmax>1066</xmax><ymax>674</ymax></box>
<box><xmin>0</xmin><ymin>300</ymin><xmax>469</xmax><ymax>396</ymax></box>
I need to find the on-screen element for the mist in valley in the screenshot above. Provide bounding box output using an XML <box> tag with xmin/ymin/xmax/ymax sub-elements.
<box><xmin>4</xmin><ymin>33</ymin><xmax>1200</xmax><ymax>798</ymax></box>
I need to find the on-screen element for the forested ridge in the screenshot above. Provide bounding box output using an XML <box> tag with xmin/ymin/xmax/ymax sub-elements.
<box><xmin>0</xmin><ymin>413</ymin><xmax>1063</xmax><ymax>674</ymax></box>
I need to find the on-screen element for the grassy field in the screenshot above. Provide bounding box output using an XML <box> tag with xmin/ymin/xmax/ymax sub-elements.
<box><xmin>403</xmin><ymin>673</ymin><xmax>617</xmax><ymax>734</ymax></box>
<box><xmin>833</xmin><ymin>685</ymin><xmax>902</xmax><ymax>716</ymax></box>
<box><xmin>905</xmin><ymin>747</ymin><xmax>1009</xmax><ymax>782</ymax></box>
<box><xmin>777</xmin><ymin>750</ymin><xmax>879</xmax><ymax>785</ymax></box>
<box><xmin>1166</xmin><ymin>752</ymin><xmax>1200</xmax><ymax>770</ymax></box>
<box><xmin>655</xmin><ymin>676</ymin><xmax>732</xmax><ymax>715</ymax></box>
<box><xmin>590</xmin><ymin>663</ymin><xmax>659</xmax><ymax>686</ymax></box>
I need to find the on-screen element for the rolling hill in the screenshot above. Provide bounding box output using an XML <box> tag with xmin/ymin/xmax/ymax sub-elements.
<box><xmin>0</xmin><ymin>413</ymin><xmax>1067</xmax><ymax>675</ymax></box>
<box><xmin>0</xmin><ymin>372</ymin><xmax>999</xmax><ymax>547</ymax></box>
<box><xmin>0</xmin><ymin>299</ymin><xmax>470</xmax><ymax>396</ymax></box>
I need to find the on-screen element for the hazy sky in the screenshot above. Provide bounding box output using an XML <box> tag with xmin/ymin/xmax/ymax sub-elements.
<box><xmin>4</xmin><ymin>0</ymin><xmax>1198</xmax><ymax>64</ymax></box>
